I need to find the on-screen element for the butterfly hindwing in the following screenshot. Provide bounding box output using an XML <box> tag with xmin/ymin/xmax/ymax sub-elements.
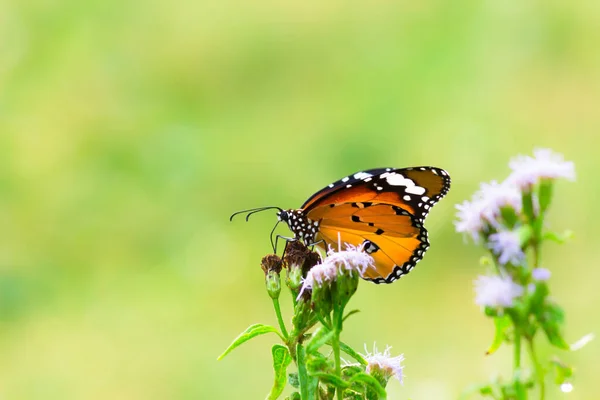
<box><xmin>315</xmin><ymin>204</ymin><xmax>429</xmax><ymax>283</ymax></box>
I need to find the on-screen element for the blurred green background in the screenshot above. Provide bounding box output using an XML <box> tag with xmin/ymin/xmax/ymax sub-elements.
<box><xmin>1</xmin><ymin>0</ymin><xmax>599</xmax><ymax>398</ymax></box>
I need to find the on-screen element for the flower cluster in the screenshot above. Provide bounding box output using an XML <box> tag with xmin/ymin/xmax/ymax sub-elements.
<box><xmin>455</xmin><ymin>148</ymin><xmax>574</xmax><ymax>246</ymax></box>
<box><xmin>456</xmin><ymin>148</ymin><xmax>591</xmax><ymax>399</ymax></box>
<box><xmin>220</xmin><ymin>240</ymin><xmax>405</xmax><ymax>399</ymax></box>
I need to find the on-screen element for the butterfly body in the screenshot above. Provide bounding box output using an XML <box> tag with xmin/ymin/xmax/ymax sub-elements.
<box><xmin>276</xmin><ymin>167</ymin><xmax>450</xmax><ymax>284</ymax></box>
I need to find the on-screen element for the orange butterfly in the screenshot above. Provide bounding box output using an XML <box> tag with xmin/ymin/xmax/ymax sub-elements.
<box><xmin>232</xmin><ymin>167</ymin><xmax>450</xmax><ymax>284</ymax></box>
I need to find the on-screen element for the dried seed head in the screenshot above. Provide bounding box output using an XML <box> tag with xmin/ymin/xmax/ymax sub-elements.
<box><xmin>261</xmin><ymin>254</ymin><xmax>283</xmax><ymax>275</ymax></box>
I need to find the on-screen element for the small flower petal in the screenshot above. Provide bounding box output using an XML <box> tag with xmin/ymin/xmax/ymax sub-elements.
<box><xmin>474</xmin><ymin>275</ymin><xmax>524</xmax><ymax>308</ymax></box>
<box><xmin>488</xmin><ymin>230</ymin><xmax>525</xmax><ymax>265</ymax></box>
<box><xmin>531</xmin><ymin>267</ymin><xmax>551</xmax><ymax>281</ymax></box>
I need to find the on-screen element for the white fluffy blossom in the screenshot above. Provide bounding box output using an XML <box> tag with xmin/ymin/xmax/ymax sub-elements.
<box><xmin>508</xmin><ymin>148</ymin><xmax>575</xmax><ymax>190</ymax></box>
<box><xmin>474</xmin><ymin>275</ymin><xmax>524</xmax><ymax>308</ymax></box>
<box><xmin>362</xmin><ymin>344</ymin><xmax>404</xmax><ymax>385</ymax></box>
<box><xmin>297</xmin><ymin>243</ymin><xmax>374</xmax><ymax>298</ymax></box>
<box><xmin>455</xmin><ymin>181</ymin><xmax>522</xmax><ymax>243</ymax></box>
<box><xmin>488</xmin><ymin>230</ymin><xmax>525</xmax><ymax>265</ymax></box>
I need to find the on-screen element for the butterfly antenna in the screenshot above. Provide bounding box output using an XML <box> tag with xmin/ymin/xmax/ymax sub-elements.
<box><xmin>229</xmin><ymin>206</ymin><xmax>283</xmax><ymax>222</ymax></box>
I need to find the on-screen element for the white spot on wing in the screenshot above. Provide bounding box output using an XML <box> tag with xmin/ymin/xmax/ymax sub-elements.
<box><xmin>385</xmin><ymin>173</ymin><xmax>427</xmax><ymax>195</ymax></box>
<box><xmin>341</xmin><ymin>176</ymin><xmax>350</xmax><ymax>183</ymax></box>
<box><xmin>353</xmin><ymin>172</ymin><xmax>373</xmax><ymax>180</ymax></box>
<box><xmin>405</xmin><ymin>185</ymin><xmax>426</xmax><ymax>195</ymax></box>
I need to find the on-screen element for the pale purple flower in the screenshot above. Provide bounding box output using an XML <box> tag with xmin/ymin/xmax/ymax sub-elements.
<box><xmin>532</xmin><ymin>267</ymin><xmax>551</xmax><ymax>281</ymax></box>
<box><xmin>488</xmin><ymin>230</ymin><xmax>525</xmax><ymax>265</ymax></box>
<box><xmin>362</xmin><ymin>344</ymin><xmax>404</xmax><ymax>385</ymax></box>
<box><xmin>479</xmin><ymin>180</ymin><xmax>522</xmax><ymax>217</ymax></box>
<box><xmin>297</xmin><ymin>242</ymin><xmax>374</xmax><ymax>298</ymax></box>
<box><xmin>508</xmin><ymin>148</ymin><xmax>575</xmax><ymax>190</ymax></box>
<box><xmin>474</xmin><ymin>275</ymin><xmax>524</xmax><ymax>308</ymax></box>
<box><xmin>455</xmin><ymin>181</ymin><xmax>521</xmax><ymax>243</ymax></box>
<box><xmin>455</xmin><ymin>198</ymin><xmax>487</xmax><ymax>243</ymax></box>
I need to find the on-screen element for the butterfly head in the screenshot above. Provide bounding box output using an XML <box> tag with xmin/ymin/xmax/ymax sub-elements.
<box><xmin>276</xmin><ymin>209</ymin><xmax>289</xmax><ymax>223</ymax></box>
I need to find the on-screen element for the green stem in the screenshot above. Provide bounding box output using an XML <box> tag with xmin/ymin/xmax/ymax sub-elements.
<box><xmin>514</xmin><ymin>329</ymin><xmax>526</xmax><ymax>400</ymax></box>
<box><xmin>272</xmin><ymin>298</ymin><xmax>289</xmax><ymax>339</ymax></box>
<box><xmin>527</xmin><ymin>338</ymin><xmax>545</xmax><ymax>400</ymax></box>
<box><xmin>533</xmin><ymin>242</ymin><xmax>540</xmax><ymax>269</ymax></box>
<box><xmin>296</xmin><ymin>343</ymin><xmax>310</xmax><ymax>399</ymax></box>
<box><xmin>514</xmin><ymin>331</ymin><xmax>521</xmax><ymax>369</ymax></box>
<box><xmin>332</xmin><ymin>301</ymin><xmax>344</xmax><ymax>400</ymax></box>
<box><xmin>332</xmin><ymin>331</ymin><xmax>343</xmax><ymax>400</ymax></box>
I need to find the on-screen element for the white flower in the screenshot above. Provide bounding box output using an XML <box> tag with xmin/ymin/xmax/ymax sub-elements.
<box><xmin>297</xmin><ymin>242</ymin><xmax>374</xmax><ymax>299</ymax></box>
<box><xmin>455</xmin><ymin>181</ymin><xmax>521</xmax><ymax>243</ymax></box>
<box><xmin>362</xmin><ymin>344</ymin><xmax>404</xmax><ymax>385</ymax></box>
<box><xmin>531</xmin><ymin>267</ymin><xmax>551</xmax><ymax>281</ymax></box>
<box><xmin>474</xmin><ymin>275</ymin><xmax>524</xmax><ymax>308</ymax></box>
<box><xmin>479</xmin><ymin>180</ymin><xmax>522</xmax><ymax>217</ymax></box>
<box><xmin>455</xmin><ymin>198</ymin><xmax>487</xmax><ymax>243</ymax></box>
<box><xmin>508</xmin><ymin>148</ymin><xmax>575</xmax><ymax>190</ymax></box>
<box><xmin>488</xmin><ymin>230</ymin><xmax>525</xmax><ymax>265</ymax></box>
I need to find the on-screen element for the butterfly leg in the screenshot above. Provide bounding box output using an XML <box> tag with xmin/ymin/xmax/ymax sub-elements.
<box><xmin>274</xmin><ymin>234</ymin><xmax>297</xmax><ymax>255</ymax></box>
<box><xmin>305</xmin><ymin>239</ymin><xmax>325</xmax><ymax>251</ymax></box>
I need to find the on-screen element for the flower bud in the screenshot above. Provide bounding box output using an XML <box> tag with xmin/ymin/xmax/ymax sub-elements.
<box><xmin>284</xmin><ymin>241</ymin><xmax>320</xmax><ymax>292</ymax></box>
<box><xmin>265</xmin><ymin>270</ymin><xmax>281</xmax><ymax>299</ymax></box>
<box><xmin>261</xmin><ymin>255</ymin><xmax>282</xmax><ymax>300</ymax></box>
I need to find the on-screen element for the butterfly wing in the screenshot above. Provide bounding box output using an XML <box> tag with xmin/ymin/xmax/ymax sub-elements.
<box><xmin>312</xmin><ymin>203</ymin><xmax>428</xmax><ymax>283</ymax></box>
<box><xmin>302</xmin><ymin>167</ymin><xmax>450</xmax><ymax>221</ymax></box>
<box><xmin>303</xmin><ymin>167</ymin><xmax>450</xmax><ymax>283</ymax></box>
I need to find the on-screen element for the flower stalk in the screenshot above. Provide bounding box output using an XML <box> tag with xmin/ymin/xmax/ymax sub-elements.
<box><xmin>457</xmin><ymin>148</ymin><xmax>591</xmax><ymax>400</ymax></box>
<box><xmin>219</xmin><ymin>240</ymin><xmax>399</xmax><ymax>399</ymax></box>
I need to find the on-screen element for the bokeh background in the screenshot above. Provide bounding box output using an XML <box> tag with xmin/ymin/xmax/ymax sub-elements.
<box><xmin>1</xmin><ymin>0</ymin><xmax>599</xmax><ymax>398</ymax></box>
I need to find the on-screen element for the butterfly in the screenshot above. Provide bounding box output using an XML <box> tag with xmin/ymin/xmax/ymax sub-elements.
<box><xmin>231</xmin><ymin>167</ymin><xmax>450</xmax><ymax>284</ymax></box>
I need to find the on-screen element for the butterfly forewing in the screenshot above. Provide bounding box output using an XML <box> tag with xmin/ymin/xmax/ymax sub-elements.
<box><xmin>302</xmin><ymin>167</ymin><xmax>450</xmax><ymax>221</ymax></box>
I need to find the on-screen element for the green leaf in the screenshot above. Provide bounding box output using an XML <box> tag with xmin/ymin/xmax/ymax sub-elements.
<box><xmin>297</xmin><ymin>343</ymin><xmax>319</xmax><ymax>400</ymax></box>
<box><xmin>342</xmin><ymin>365</ymin><xmax>364</xmax><ymax>378</ymax></box>
<box><xmin>268</xmin><ymin>345</ymin><xmax>292</xmax><ymax>400</ymax></box>
<box><xmin>310</xmin><ymin>371</ymin><xmax>349</xmax><ymax>388</ymax></box>
<box><xmin>285</xmin><ymin>392</ymin><xmax>301</xmax><ymax>400</ymax></box>
<box><xmin>339</xmin><ymin>341</ymin><xmax>367</xmax><ymax>365</ymax></box>
<box><xmin>350</xmin><ymin>372</ymin><xmax>387</xmax><ymax>399</ymax></box>
<box><xmin>486</xmin><ymin>315</ymin><xmax>511</xmax><ymax>355</ymax></box>
<box><xmin>343</xmin><ymin>309</ymin><xmax>361</xmax><ymax>322</ymax></box>
<box><xmin>217</xmin><ymin>324</ymin><xmax>282</xmax><ymax>360</ymax></box>
<box><xmin>542</xmin><ymin>323</ymin><xmax>570</xmax><ymax>350</ymax></box>
<box><xmin>306</xmin><ymin>326</ymin><xmax>334</xmax><ymax>354</ymax></box>
<box><xmin>550</xmin><ymin>358</ymin><xmax>573</xmax><ymax>384</ymax></box>
<box><xmin>543</xmin><ymin>230</ymin><xmax>574</xmax><ymax>244</ymax></box>
<box><xmin>538</xmin><ymin>312</ymin><xmax>569</xmax><ymax>350</ymax></box>
<box><xmin>306</xmin><ymin>355</ymin><xmax>333</xmax><ymax>373</ymax></box>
